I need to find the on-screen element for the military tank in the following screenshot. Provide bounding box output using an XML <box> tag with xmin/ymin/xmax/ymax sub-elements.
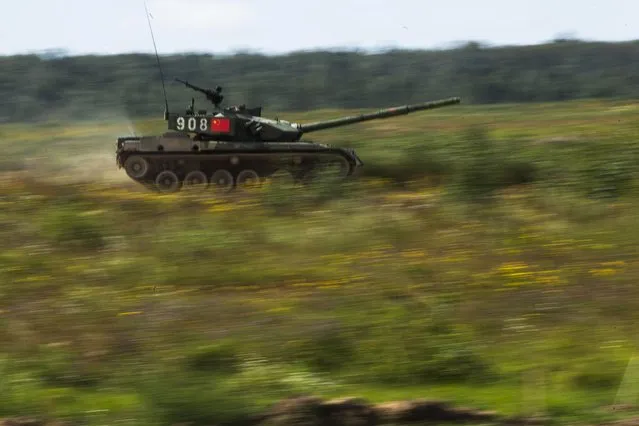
<box><xmin>116</xmin><ymin>78</ymin><xmax>461</xmax><ymax>193</ymax></box>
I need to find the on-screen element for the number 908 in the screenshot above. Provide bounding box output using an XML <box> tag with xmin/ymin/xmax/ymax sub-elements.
<box><xmin>176</xmin><ymin>116</ymin><xmax>208</xmax><ymax>131</ymax></box>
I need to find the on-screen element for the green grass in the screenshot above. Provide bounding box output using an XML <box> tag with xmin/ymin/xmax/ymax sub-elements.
<box><xmin>2</xmin><ymin>98</ymin><xmax>639</xmax><ymax>425</ymax></box>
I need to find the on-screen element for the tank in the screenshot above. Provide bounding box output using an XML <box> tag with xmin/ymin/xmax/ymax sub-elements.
<box><xmin>116</xmin><ymin>78</ymin><xmax>461</xmax><ymax>193</ymax></box>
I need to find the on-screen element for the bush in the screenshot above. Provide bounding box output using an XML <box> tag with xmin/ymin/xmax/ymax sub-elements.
<box><xmin>184</xmin><ymin>340</ymin><xmax>241</xmax><ymax>374</ymax></box>
<box><xmin>583</xmin><ymin>158</ymin><xmax>636</xmax><ymax>199</ymax></box>
<box><xmin>140</xmin><ymin>372</ymin><xmax>262</xmax><ymax>426</ymax></box>
<box><xmin>140</xmin><ymin>359</ymin><xmax>339</xmax><ymax>426</ymax></box>
<box><xmin>571</xmin><ymin>359</ymin><xmax>625</xmax><ymax>390</ymax></box>
<box><xmin>40</xmin><ymin>204</ymin><xmax>106</xmax><ymax>250</ymax></box>
<box><xmin>288</xmin><ymin>324</ymin><xmax>355</xmax><ymax>373</ymax></box>
<box><xmin>350</xmin><ymin>301</ymin><xmax>497</xmax><ymax>386</ymax></box>
<box><xmin>449</xmin><ymin>127</ymin><xmax>539</xmax><ymax>201</ymax></box>
<box><xmin>34</xmin><ymin>346</ymin><xmax>101</xmax><ymax>388</ymax></box>
<box><xmin>503</xmin><ymin>160</ymin><xmax>537</xmax><ymax>185</ymax></box>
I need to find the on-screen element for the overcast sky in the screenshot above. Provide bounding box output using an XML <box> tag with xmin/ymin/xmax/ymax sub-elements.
<box><xmin>1</xmin><ymin>0</ymin><xmax>637</xmax><ymax>56</ymax></box>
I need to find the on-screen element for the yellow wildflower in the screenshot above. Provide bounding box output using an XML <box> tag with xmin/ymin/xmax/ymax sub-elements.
<box><xmin>497</xmin><ymin>262</ymin><xmax>529</xmax><ymax>273</ymax></box>
<box><xmin>400</xmin><ymin>249</ymin><xmax>428</xmax><ymax>258</ymax></box>
<box><xmin>601</xmin><ymin>261</ymin><xmax>626</xmax><ymax>267</ymax></box>
<box><xmin>267</xmin><ymin>307</ymin><xmax>291</xmax><ymax>313</ymax></box>
<box><xmin>589</xmin><ymin>268</ymin><xmax>617</xmax><ymax>277</ymax></box>
<box><xmin>535</xmin><ymin>275</ymin><xmax>563</xmax><ymax>285</ymax></box>
<box><xmin>117</xmin><ymin>311</ymin><xmax>143</xmax><ymax>316</ymax></box>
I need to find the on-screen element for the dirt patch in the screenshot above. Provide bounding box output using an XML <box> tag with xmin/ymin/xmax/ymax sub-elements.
<box><xmin>257</xmin><ymin>396</ymin><xmax>544</xmax><ymax>426</ymax></box>
<box><xmin>0</xmin><ymin>418</ymin><xmax>70</xmax><ymax>426</ymax></box>
<box><xmin>598</xmin><ymin>417</ymin><xmax>639</xmax><ymax>426</ymax></box>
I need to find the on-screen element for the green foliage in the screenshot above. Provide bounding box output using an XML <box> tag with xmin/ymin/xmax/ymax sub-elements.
<box><xmin>287</xmin><ymin>323</ymin><xmax>355</xmax><ymax>373</ymax></box>
<box><xmin>35</xmin><ymin>346</ymin><xmax>101</xmax><ymax>388</ymax></box>
<box><xmin>447</xmin><ymin>126</ymin><xmax>540</xmax><ymax>201</ymax></box>
<box><xmin>0</xmin><ymin>360</ymin><xmax>46</xmax><ymax>417</ymax></box>
<box><xmin>137</xmin><ymin>358</ymin><xmax>342</xmax><ymax>426</ymax></box>
<box><xmin>362</xmin><ymin>139</ymin><xmax>454</xmax><ymax>184</ymax></box>
<box><xmin>0</xmin><ymin>159</ymin><xmax>25</xmax><ymax>172</ymax></box>
<box><xmin>455</xmin><ymin>126</ymin><xmax>505</xmax><ymax>200</ymax></box>
<box><xmin>571</xmin><ymin>359</ymin><xmax>626</xmax><ymax>391</ymax></box>
<box><xmin>580</xmin><ymin>149</ymin><xmax>637</xmax><ymax>199</ymax></box>
<box><xmin>258</xmin><ymin>179</ymin><xmax>360</xmax><ymax>216</ymax></box>
<box><xmin>39</xmin><ymin>204</ymin><xmax>106</xmax><ymax>250</ymax></box>
<box><xmin>184</xmin><ymin>340</ymin><xmax>241</xmax><ymax>374</ymax></box>
<box><xmin>3</xmin><ymin>100</ymin><xmax>639</xmax><ymax>425</ymax></box>
<box><xmin>502</xmin><ymin>160</ymin><xmax>537</xmax><ymax>186</ymax></box>
<box><xmin>351</xmin><ymin>301</ymin><xmax>496</xmax><ymax>386</ymax></box>
<box><xmin>140</xmin><ymin>372</ymin><xmax>261</xmax><ymax>426</ymax></box>
<box><xmin>3</xmin><ymin>40</ymin><xmax>639</xmax><ymax>123</ymax></box>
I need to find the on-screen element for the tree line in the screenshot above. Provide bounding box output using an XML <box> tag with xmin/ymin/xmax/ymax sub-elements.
<box><xmin>1</xmin><ymin>39</ymin><xmax>638</xmax><ymax>123</ymax></box>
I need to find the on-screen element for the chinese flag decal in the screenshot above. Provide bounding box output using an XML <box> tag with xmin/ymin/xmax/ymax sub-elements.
<box><xmin>211</xmin><ymin>117</ymin><xmax>231</xmax><ymax>132</ymax></box>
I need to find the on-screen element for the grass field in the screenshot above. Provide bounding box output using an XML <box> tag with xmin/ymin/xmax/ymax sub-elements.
<box><xmin>2</xmin><ymin>99</ymin><xmax>639</xmax><ymax>426</ymax></box>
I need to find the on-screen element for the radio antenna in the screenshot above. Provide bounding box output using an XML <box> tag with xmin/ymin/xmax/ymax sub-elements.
<box><xmin>144</xmin><ymin>0</ymin><xmax>169</xmax><ymax>119</ymax></box>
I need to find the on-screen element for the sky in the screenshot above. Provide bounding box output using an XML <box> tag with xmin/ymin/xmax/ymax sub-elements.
<box><xmin>1</xmin><ymin>0</ymin><xmax>637</xmax><ymax>56</ymax></box>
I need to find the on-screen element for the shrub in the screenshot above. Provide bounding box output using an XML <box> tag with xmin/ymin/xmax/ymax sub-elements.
<box><xmin>139</xmin><ymin>372</ymin><xmax>262</xmax><ymax>426</ymax></box>
<box><xmin>571</xmin><ymin>359</ymin><xmax>625</xmax><ymax>390</ymax></box>
<box><xmin>40</xmin><ymin>204</ymin><xmax>106</xmax><ymax>250</ymax></box>
<box><xmin>184</xmin><ymin>340</ymin><xmax>241</xmax><ymax>375</ymax></box>
<box><xmin>288</xmin><ymin>324</ymin><xmax>355</xmax><ymax>373</ymax></box>
<box><xmin>350</xmin><ymin>301</ymin><xmax>497</xmax><ymax>386</ymax></box>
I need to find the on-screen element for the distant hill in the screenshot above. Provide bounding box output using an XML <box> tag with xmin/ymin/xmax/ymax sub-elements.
<box><xmin>1</xmin><ymin>39</ymin><xmax>638</xmax><ymax>123</ymax></box>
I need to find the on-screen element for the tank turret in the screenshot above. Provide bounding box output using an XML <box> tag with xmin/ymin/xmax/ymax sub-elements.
<box><xmin>164</xmin><ymin>78</ymin><xmax>461</xmax><ymax>143</ymax></box>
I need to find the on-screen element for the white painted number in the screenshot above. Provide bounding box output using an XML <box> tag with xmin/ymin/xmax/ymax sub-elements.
<box><xmin>176</xmin><ymin>116</ymin><xmax>208</xmax><ymax>132</ymax></box>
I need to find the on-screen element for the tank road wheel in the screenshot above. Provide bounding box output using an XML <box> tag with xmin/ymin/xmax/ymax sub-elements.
<box><xmin>183</xmin><ymin>170</ymin><xmax>209</xmax><ymax>191</ymax></box>
<box><xmin>155</xmin><ymin>170</ymin><xmax>181</xmax><ymax>193</ymax></box>
<box><xmin>236</xmin><ymin>169</ymin><xmax>261</xmax><ymax>191</ymax></box>
<box><xmin>210</xmin><ymin>169</ymin><xmax>234</xmax><ymax>193</ymax></box>
<box><xmin>124</xmin><ymin>155</ymin><xmax>149</xmax><ymax>179</ymax></box>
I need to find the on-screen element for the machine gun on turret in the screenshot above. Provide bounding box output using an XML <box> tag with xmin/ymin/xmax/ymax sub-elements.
<box><xmin>175</xmin><ymin>78</ymin><xmax>224</xmax><ymax>108</ymax></box>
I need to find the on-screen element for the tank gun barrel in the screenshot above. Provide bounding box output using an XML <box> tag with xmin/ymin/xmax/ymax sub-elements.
<box><xmin>298</xmin><ymin>97</ymin><xmax>461</xmax><ymax>133</ymax></box>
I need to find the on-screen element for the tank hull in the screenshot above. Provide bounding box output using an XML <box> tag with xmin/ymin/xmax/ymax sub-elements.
<box><xmin>116</xmin><ymin>132</ymin><xmax>363</xmax><ymax>193</ymax></box>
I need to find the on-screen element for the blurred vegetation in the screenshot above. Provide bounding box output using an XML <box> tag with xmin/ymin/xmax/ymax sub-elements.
<box><xmin>2</xmin><ymin>39</ymin><xmax>639</xmax><ymax>122</ymax></box>
<box><xmin>2</xmin><ymin>98</ymin><xmax>639</xmax><ymax>425</ymax></box>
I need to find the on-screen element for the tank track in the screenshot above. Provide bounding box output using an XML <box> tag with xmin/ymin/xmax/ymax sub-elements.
<box><xmin>116</xmin><ymin>137</ymin><xmax>363</xmax><ymax>193</ymax></box>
